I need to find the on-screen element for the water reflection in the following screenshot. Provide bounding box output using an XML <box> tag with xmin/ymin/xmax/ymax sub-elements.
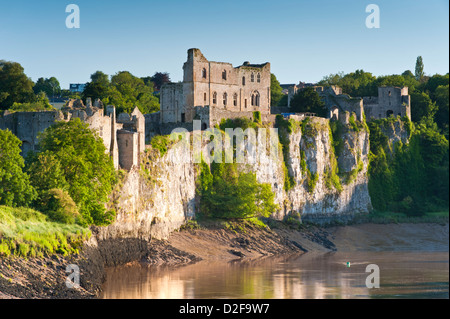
<box><xmin>100</xmin><ymin>251</ymin><xmax>449</xmax><ymax>299</ymax></box>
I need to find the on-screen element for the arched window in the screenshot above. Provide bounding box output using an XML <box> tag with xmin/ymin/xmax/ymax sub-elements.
<box><xmin>257</xmin><ymin>73</ymin><xmax>261</xmax><ymax>83</ymax></box>
<box><xmin>242</xmin><ymin>76</ymin><xmax>246</xmax><ymax>86</ymax></box>
<box><xmin>223</xmin><ymin>92</ymin><xmax>227</xmax><ymax>106</ymax></box>
<box><xmin>212</xmin><ymin>92</ymin><xmax>217</xmax><ymax>105</ymax></box>
<box><xmin>251</xmin><ymin>91</ymin><xmax>260</xmax><ymax>106</ymax></box>
<box><xmin>233</xmin><ymin>93</ymin><xmax>238</xmax><ymax>107</ymax></box>
<box><xmin>202</xmin><ymin>68</ymin><xmax>207</xmax><ymax>79</ymax></box>
<box><xmin>251</xmin><ymin>73</ymin><xmax>254</xmax><ymax>82</ymax></box>
<box><xmin>222</xmin><ymin>70</ymin><xmax>227</xmax><ymax>80</ymax></box>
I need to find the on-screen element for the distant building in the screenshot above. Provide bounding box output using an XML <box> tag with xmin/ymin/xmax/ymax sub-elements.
<box><xmin>69</xmin><ymin>83</ymin><xmax>86</xmax><ymax>93</ymax></box>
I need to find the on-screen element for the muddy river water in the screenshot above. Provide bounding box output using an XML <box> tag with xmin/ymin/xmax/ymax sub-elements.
<box><xmin>100</xmin><ymin>250</ymin><xmax>448</xmax><ymax>299</ymax></box>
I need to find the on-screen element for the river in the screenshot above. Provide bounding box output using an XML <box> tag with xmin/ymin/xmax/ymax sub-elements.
<box><xmin>100</xmin><ymin>250</ymin><xmax>448</xmax><ymax>299</ymax></box>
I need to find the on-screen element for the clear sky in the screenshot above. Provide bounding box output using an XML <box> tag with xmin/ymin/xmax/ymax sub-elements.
<box><xmin>0</xmin><ymin>0</ymin><xmax>448</xmax><ymax>89</ymax></box>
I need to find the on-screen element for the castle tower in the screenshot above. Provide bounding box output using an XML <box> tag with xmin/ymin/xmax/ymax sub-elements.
<box><xmin>106</xmin><ymin>105</ymin><xmax>119</xmax><ymax>169</ymax></box>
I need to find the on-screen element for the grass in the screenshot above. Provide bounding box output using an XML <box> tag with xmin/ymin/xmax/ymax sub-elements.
<box><xmin>0</xmin><ymin>205</ymin><xmax>91</xmax><ymax>258</ymax></box>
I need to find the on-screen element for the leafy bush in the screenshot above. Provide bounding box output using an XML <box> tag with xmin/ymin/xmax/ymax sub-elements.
<box><xmin>37</xmin><ymin>188</ymin><xmax>79</xmax><ymax>224</ymax></box>
<box><xmin>197</xmin><ymin>161</ymin><xmax>279</xmax><ymax>220</ymax></box>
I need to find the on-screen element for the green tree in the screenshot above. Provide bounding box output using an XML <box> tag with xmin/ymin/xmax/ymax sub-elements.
<box><xmin>0</xmin><ymin>60</ymin><xmax>35</xmax><ymax>110</ymax></box>
<box><xmin>270</xmin><ymin>73</ymin><xmax>284</xmax><ymax>106</ymax></box>
<box><xmin>108</xmin><ymin>71</ymin><xmax>159</xmax><ymax>114</ymax></box>
<box><xmin>289</xmin><ymin>87</ymin><xmax>327</xmax><ymax>117</ymax></box>
<box><xmin>82</xmin><ymin>71</ymin><xmax>111</xmax><ymax>105</ymax></box>
<box><xmin>33</xmin><ymin>77</ymin><xmax>61</xmax><ymax>99</ymax></box>
<box><xmin>33</xmin><ymin>118</ymin><xmax>117</xmax><ymax>225</ymax></box>
<box><xmin>434</xmin><ymin>84</ymin><xmax>449</xmax><ymax>135</ymax></box>
<box><xmin>410</xmin><ymin>91</ymin><xmax>437</xmax><ymax>123</ymax></box>
<box><xmin>0</xmin><ymin>129</ymin><xmax>37</xmax><ymax>207</ymax></box>
<box><xmin>199</xmin><ymin>162</ymin><xmax>278</xmax><ymax>220</ymax></box>
<box><xmin>415</xmin><ymin>56</ymin><xmax>424</xmax><ymax>81</ymax></box>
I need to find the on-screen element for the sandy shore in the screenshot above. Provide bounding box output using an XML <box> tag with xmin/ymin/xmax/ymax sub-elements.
<box><xmin>0</xmin><ymin>221</ymin><xmax>448</xmax><ymax>299</ymax></box>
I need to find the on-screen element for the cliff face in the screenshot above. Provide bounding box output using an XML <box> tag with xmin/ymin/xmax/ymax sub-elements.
<box><xmin>249</xmin><ymin>117</ymin><xmax>372</xmax><ymax>223</ymax></box>
<box><xmin>101</xmin><ymin>117</ymin><xmax>373</xmax><ymax>240</ymax></box>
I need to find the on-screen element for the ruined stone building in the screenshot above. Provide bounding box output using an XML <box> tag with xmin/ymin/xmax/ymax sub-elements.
<box><xmin>286</xmin><ymin>84</ymin><xmax>411</xmax><ymax>122</ymax></box>
<box><xmin>160</xmin><ymin>48</ymin><xmax>272</xmax><ymax>129</ymax></box>
<box><xmin>0</xmin><ymin>98</ymin><xmax>145</xmax><ymax>171</ymax></box>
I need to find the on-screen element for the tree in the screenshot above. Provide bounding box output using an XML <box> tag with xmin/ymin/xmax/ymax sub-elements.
<box><xmin>0</xmin><ymin>129</ymin><xmax>37</xmax><ymax>207</ymax></box>
<box><xmin>410</xmin><ymin>91</ymin><xmax>437</xmax><ymax>123</ymax></box>
<box><xmin>434</xmin><ymin>84</ymin><xmax>449</xmax><ymax>135</ymax></box>
<box><xmin>32</xmin><ymin>118</ymin><xmax>117</xmax><ymax>225</ymax></box>
<box><xmin>82</xmin><ymin>71</ymin><xmax>111</xmax><ymax>104</ymax></box>
<box><xmin>0</xmin><ymin>60</ymin><xmax>35</xmax><ymax>110</ymax></box>
<box><xmin>415</xmin><ymin>56</ymin><xmax>424</xmax><ymax>81</ymax></box>
<box><xmin>108</xmin><ymin>71</ymin><xmax>159</xmax><ymax>114</ymax></box>
<box><xmin>270</xmin><ymin>73</ymin><xmax>284</xmax><ymax>106</ymax></box>
<box><xmin>289</xmin><ymin>87</ymin><xmax>327</xmax><ymax>117</ymax></box>
<box><xmin>198</xmin><ymin>162</ymin><xmax>278</xmax><ymax>220</ymax></box>
<box><xmin>147</xmin><ymin>72</ymin><xmax>170</xmax><ymax>91</ymax></box>
<box><xmin>33</xmin><ymin>77</ymin><xmax>61</xmax><ymax>99</ymax></box>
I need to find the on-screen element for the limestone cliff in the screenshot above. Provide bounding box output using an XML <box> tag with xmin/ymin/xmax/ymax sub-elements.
<box><xmin>101</xmin><ymin>117</ymin><xmax>373</xmax><ymax>240</ymax></box>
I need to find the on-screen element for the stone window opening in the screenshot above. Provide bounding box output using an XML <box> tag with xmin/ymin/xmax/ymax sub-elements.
<box><xmin>251</xmin><ymin>91</ymin><xmax>260</xmax><ymax>106</ymax></box>
<box><xmin>223</xmin><ymin>93</ymin><xmax>227</xmax><ymax>107</ymax></box>
<box><xmin>251</xmin><ymin>73</ymin><xmax>254</xmax><ymax>82</ymax></box>
<box><xmin>388</xmin><ymin>90</ymin><xmax>391</xmax><ymax>96</ymax></box>
<box><xmin>386</xmin><ymin>110</ymin><xmax>394</xmax><ymax>117</ymax></box>
<box><xmin>202</xmin><ymin>68</ymin><xmax>207</xmax><ymax>79</ymax></box>
<box><xmin>233</xmin><ymin>93</ymin><xmax>238</xmax><ymax>107</ymax></box>
<box><xmin>257</xmin><ymin>73</ymin><xmax>261</xmax><ymax>83</ymax></box>
<box><xmin>212</xmin><ymin>92</ymin><xmax>217</xmax><ymax>105</ymax></box>
<box><xmin>222</xmin><ymin>70</ymin><xmax>227</xmax><ymax>80</ymax></box>
<box><xmin>242</xmin><ymin>76</ymin><xmax>246</xmax><ymax>86</ymax></box>
<box><xmin>204</xmin><ymin>92</ymin><xmax>207</xmax><ymax>102</ymax></box>
<box><xmin>245</xmin><ymin>99</ymin><xmax>247</xmax><ymax>108</ymax></box>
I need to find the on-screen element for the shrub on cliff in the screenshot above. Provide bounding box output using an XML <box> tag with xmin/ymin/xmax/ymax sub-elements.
<box><xmin>198</xmin><ymin>161</ymin><xmax>278</xmax><ymax>220</ymax></box>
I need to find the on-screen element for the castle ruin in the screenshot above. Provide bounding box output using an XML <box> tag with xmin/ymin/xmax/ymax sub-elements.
<box><xmin>0</xmin><ymin>98</ymin><xmax>145</xmax><ymax>171</ymax></box>
<box><xmin>160</xmin><ymin>48</ymin><xmax>272</xmax><ymax>129</ymax></box>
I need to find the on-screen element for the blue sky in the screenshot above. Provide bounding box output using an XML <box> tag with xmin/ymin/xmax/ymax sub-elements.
<box><xmin>0</xmin><ymin>0</ymin><xmax>448</xmax><ymax>89</ymax></box>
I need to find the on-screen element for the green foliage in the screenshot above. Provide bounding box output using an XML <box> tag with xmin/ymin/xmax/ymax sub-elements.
<box><xmin>33</xmin><ymin>77</ymin><xmax>61</xmax><ymax>98</ymax></box>
<box><xmin>37</xmin><ymin>188</ymin><xmax>80</xmax><ymax>224</ymax></box>
<box><xmin>197</xmin><ymin>161</ymin><xmax>278</xmax><ymax>220</ymax></box>
<box><xmin>0</xmin><ymin>205</ymin><xmax>90</xmax><ymax>258</ymax></box>
<box><xmin>410</xmin><ymin>91</ymin><xmax>437</xmax><ymax>123</ymax></box>
<box><xmin>9</xmin><ymin>101</ymin><xmax>52</xmax><ymax>113</ymax></box>
<box><xmin>150</xmin><ymin>134</ymin><xmax>174</xmax><ymax>157</ymax></box>
<box><xmin>29</xmin><ymin>118</ymin><xmax>117</xmax><ymax>226</ymax></box>
<box><xmin>270</xmin><ymin>73</ymin><xmax>284</xmax><ymax>106</ymax></box>
<box><xmin>0</xmin><ymin>129</ymin><xmax>37</xmax><ymax>207</ymax></box>
<box><xmin>219</xmin><ymin>117</ymin><xmax>260</xmax><ymax>131</ymax></box>
<box><xmin>0</xmin><ymin>60</ymin><xmax>35</xmax><ymax>110</ymax></box>
<box><xmin>82</xmin><ymin>70</ymin><xmax>160</xmax><ymax>114</ymax></box>
<box><xmin>253</xmin><ymin>111</ymin><xmax>261</xmax><ymax>124</ymax></box>
<box><xmin>415</xmin><ymin>56</ymin><xmax>424</xmax><ymax>81</ymax></box>
<box><xmin>289</xmin><ymin>87</ymin><xmax>327</xmax><ymax>117</ymax></box>
<box><xmin>368</xmin><ymin>118</ymin><xmax>449</xmax><ymax>216</ymax></box>
<box><xmin>275</xmin><ymin>115</ymin><xmax>295</xmax><ymax>191</ymax></box>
